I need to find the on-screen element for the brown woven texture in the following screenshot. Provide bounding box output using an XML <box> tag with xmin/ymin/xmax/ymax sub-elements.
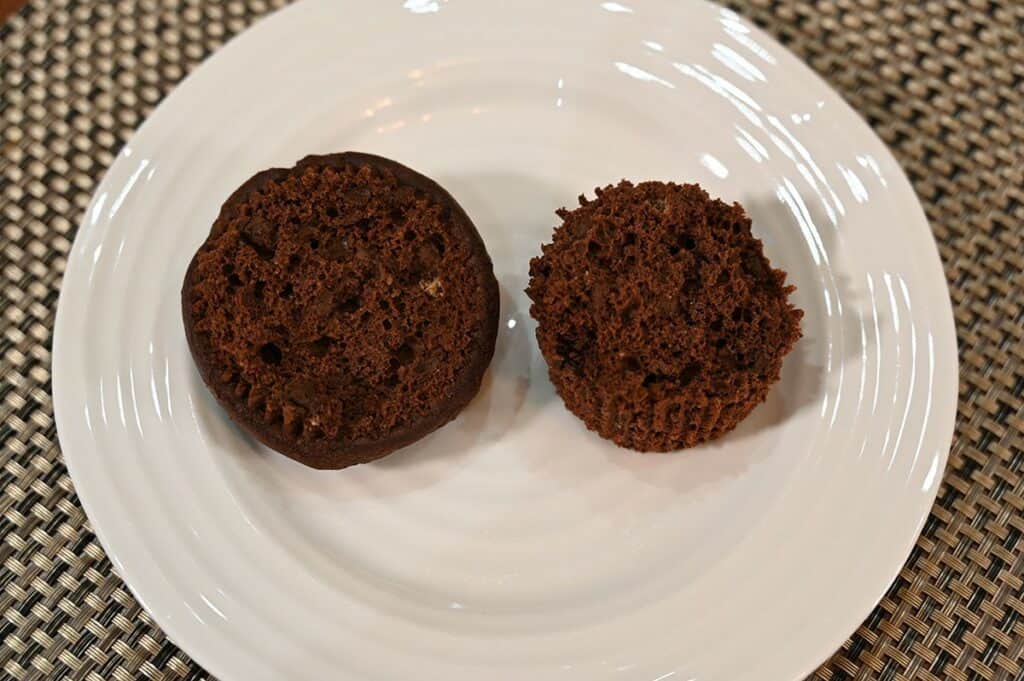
<box><xmin>0</xmin><ymin>0</ymin><xmax>1021</xmax><ymax>679</ymax></box>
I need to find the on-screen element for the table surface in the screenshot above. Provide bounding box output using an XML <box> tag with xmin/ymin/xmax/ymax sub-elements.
<box><xmin>1</xmin><ymin>1</ymin><xmax>1022</xmax><ymax>680</ymax></box>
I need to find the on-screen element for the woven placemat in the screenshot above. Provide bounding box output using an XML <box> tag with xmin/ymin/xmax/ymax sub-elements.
<box><xmin>1</xmin><ymin>1</ymin><xmax>1022</xmax><ymax>679</ymax></box>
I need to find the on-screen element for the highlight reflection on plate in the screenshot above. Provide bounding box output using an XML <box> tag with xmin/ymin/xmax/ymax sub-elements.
<box><xmin>53</xmin><ymin>1</ymin><xmax>957</xmax><ymax>680</ymax></box>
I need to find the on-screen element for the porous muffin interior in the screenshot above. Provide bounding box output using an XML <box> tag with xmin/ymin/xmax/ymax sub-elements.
<box><xmin>186</xmin><ymin>163</ymin><xmax>492</xmax><ymax>444</ymax></box>
<box><xmin>526</xmin><ymin>180</ymin><xmax>803</xmax><ymax>451</ymax></box>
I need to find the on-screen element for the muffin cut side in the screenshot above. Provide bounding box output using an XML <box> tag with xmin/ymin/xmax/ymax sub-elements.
<box><xmin>183</xmin><ymin>153</ymin><xmax>499</xmax><ymax>468</ymax></box>
<box><xmin>526</xmin><ymin>180</ymin><xmax>803</xmax><ymax>452</ymax></box>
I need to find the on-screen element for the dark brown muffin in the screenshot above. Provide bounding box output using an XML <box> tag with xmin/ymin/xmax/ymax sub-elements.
<box><xmin>526</xmin><ymin>180</ymin><xmax>803</xmax><ymax>452</ymax></box>
<box><xmin>182</xmin><ymin>152</ymin><xmax>499</xmax><ymax>469</ymax></box>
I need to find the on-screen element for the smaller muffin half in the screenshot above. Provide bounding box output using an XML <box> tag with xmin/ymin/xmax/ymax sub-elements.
<box><xmin>526</xmin><ymin>180</ymin><xmax>803</xmax><ymax>452</ymax></box>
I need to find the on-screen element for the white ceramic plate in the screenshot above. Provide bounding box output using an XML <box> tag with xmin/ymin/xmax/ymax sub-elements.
<box><xmin>53</xmin><ymin>1</ymin><xmax>957</xmax><ymax>679</ymax></box>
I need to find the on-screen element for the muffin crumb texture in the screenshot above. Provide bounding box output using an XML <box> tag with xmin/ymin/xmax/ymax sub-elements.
<box><xmin>526</xmin><ymin>180</ymin><xmax>803</xmax><ymax>452</ymax></box>
<box><xmin>184</xmin><ymin>155</ymin><xmax>497</xmax><ymax>468</ymax></box>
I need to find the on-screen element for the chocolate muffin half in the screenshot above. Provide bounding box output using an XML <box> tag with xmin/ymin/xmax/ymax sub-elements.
<box><xmin>526</xmin><ymin>180</ymin><xmax>803</xmax><ymax>452</ymax></box>
<box><xmin>183</xmin><ymin>153</ymin><xmax>499</xmax><ymax>469</ymax></box>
